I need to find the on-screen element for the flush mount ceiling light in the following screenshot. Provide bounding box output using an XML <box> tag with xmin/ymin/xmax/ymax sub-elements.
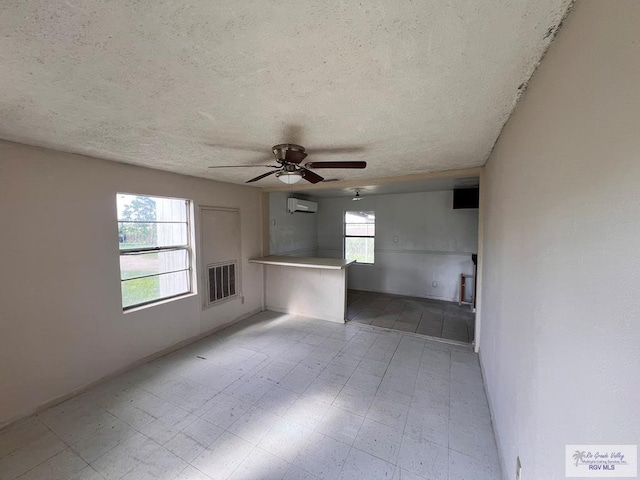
<box><xmin>276</xmin><ymin>171</ymin><xmax>303</xmax><ymax>184</ymax></box>
<box><xmin>352</xmin><ymin>190</ymin><xmax>363</xmax><ymax>201</ymax></box>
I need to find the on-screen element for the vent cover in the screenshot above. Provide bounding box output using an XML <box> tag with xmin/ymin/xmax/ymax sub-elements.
<box><xmin>207</xmin><ymin>261</ymin><xmax>237</xmax><ymax>305</ymax></box>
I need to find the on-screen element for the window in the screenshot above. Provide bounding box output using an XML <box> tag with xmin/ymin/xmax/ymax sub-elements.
<box><xmin>117</xmin><ymin>194</ymin><xmax>192</xmax><ymax>310</ymax></box>
<box><xmin>344</xmin><ymin>211</ymin><xmax>375</xmax><ymax>264</ymax></box>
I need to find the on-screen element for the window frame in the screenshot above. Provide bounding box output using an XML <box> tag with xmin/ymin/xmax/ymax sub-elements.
<box><xmin>344</xmin><ymin>210</ymin><xmax>376</xmax><ymax>265</ymax></box>
<box><xmin>117</xmin><ymin>193</ymin><xmax>194</xmax><ymax>311</ymax></box>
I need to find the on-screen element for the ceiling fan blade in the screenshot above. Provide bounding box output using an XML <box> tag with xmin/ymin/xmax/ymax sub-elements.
<box><xmin>246</xmin><ymin>170</ymin><xmax>280</xmax><ymax>183</ymax></box>
<box><xmin>304</xmin><ymin>161</ymin><xmax>367</xmax><ymax>169</ymax></box>
<box><xmin>309</xmin><ymin>146</ymin><xmax>365</xmax><ymax>154</ymax></box>
<box><xmin>208</xmin><ymin>164</ymin><xmax>279</xmax><ymax>168</ymax></box>
<box><xmin>285</xmin><ymin>149</ymin><xmax>308</xmax><ymax>164</ymax></box>
<box><xmin>301</xmin><ymin>169</ymin><xmax>324</xmax><ymax>184</ymax></box>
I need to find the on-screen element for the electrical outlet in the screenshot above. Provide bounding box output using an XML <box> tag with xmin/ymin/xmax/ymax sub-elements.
<box><xmin>240</xmin><ymin>296</ymin><xmax>245</xmax><ymax>304</ymax></box>
<box><xmin>516</xmin><ymin>456</ymin><xmax>522</xmax><ymax>480</ymax></box>
<box><xmin>393</xmin><ymin>236</ymin><xmax>398</xmax><ymax>243</ymax></box>
<box><xmin>432</xmin><ymin>281</ymin><xmax>438</xmax><ymax>287</ymax></box>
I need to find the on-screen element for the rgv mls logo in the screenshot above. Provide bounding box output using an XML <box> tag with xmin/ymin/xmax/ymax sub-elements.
<box><xmin>566</xmin><ymin>445</ymin><xmax>637</xmax><ymax>477</ymax></box>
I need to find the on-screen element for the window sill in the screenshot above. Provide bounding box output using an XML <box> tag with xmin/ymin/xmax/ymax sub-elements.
<box><xmin>123</xmin><ymin>292</ymin><xmax>196</xmax><ymax>314</ymax></box>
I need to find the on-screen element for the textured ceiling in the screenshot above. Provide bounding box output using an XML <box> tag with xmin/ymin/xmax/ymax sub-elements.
<box><xmin>0</xmin><ymin>0</ymin><xmax>571</xmax><ymax>186</ymax></box>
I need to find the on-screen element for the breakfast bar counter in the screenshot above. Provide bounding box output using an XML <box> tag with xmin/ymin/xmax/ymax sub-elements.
<box><xmin>249</xmin><ymin>256</ymin><xmax>356</xmax><ymax>323</ymax></box>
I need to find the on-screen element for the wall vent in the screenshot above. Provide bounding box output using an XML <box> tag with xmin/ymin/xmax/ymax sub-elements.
<box><xmin>207</xmin><ymin>261</ymin><xmax>237</xmax><ymax>305</ymax></box>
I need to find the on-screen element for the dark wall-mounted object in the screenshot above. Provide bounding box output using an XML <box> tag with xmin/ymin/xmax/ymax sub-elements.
<box><xmin>453</xmin><ymin>188</ymin><xmax>479</xmax><ymax>209</ymax></box>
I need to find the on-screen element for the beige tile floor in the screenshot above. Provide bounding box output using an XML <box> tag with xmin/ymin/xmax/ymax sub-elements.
<box><xmin>347</xmin><ymin>291</ymin><xmax>475</xmax><ymax>344</ymax></box>
<box><xmin>0</xmin><ymin>311</ymin><xmax>500</xmax><ymax>480</ymax></box>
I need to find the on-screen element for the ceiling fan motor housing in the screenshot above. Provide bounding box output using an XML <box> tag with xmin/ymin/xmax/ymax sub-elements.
<box><xmin>272</xmin><ymin>144</ymin><xmax>305</xmax><ymax>162</ymax></box>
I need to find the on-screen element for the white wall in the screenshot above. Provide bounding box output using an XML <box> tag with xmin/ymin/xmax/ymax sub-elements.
<box><xmin>269</xmin><ymin>192</ymin><xmax>318</xmax><ymax>256</ymax></box>
<box><xmin>316</xmin><ymin>191</ymin><xmax>478</xmax><ymax>301</ymax></box>
<box><xmin>479</xmin><ymin>2</ymin><xmax>640</xmax><ymax>478</ymax></box>
<box><xmin>0</xmin><ymin>141</ymin><xmax>264</xmax><ymax>426</ymax></box>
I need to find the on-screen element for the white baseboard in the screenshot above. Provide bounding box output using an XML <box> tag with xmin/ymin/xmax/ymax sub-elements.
<box><xmin>478</xmin><ymin>352</ymin><xmax>508</xmax><ymax>480</ymax></box>
<box><xmin>347</xmin><ymin>287</ymin><xmax>458</xmax><ymax>304</ymax></box>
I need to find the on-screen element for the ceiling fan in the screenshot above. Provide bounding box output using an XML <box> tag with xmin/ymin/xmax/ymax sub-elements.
<box><xmin>208</xmin><ymin>143</ymin><xmax>366</xmax><ymax>184</ymax></box>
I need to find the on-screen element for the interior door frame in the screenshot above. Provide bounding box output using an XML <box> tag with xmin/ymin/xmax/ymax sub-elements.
<box><xmin>198</xmin><ymin>206</ymin><xmax>243</xmax><ymax>311</ymax></box>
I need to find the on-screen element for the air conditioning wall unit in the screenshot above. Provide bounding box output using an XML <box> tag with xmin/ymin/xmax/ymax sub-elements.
<box><xmin>287</xmin><ymin>198</ymin><xmax>318</xmax><ymax>213</ymax></box>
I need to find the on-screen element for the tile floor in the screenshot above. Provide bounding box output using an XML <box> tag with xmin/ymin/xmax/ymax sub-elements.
<box><xmin>0</xmin><ymin>311</ymin><xmax>500</xmax><ymax>480</ymax></box>
<box><xmin>347</xmin><ymin>290</ymin><xmax>475</xmax><ymax>344</ymax></box>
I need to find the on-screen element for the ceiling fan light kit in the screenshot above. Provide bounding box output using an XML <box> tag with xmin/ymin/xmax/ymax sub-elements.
<box><xmin>209</xmin><ymin>143</ymin><xmax>367</xmax><ymax>184</ymax></box>
<box><xmin>276</xmin><ymin>171</ymin><xmax>303</xmax><ymax>184</ymax></box>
